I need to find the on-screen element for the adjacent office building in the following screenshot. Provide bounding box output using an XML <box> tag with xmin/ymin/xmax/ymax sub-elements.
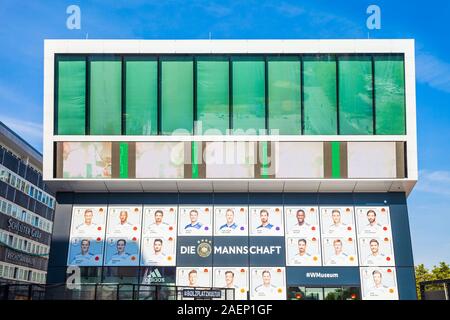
<box><xmin>43</xmin><ymin>39</ymin><xmax>417</xmax><ymax>300</ymax></box>
<box><xmin>0</xmin><ymin>121</ymin><xmax>55</xmax><ymax>284</ymax></box>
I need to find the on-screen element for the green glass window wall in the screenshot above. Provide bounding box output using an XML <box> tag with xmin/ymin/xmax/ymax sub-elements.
<box><xmin>54</xmin><ymin>54</ymin><xmax>406</xmax><ymax>137</ymax></box>
<box><xmin>232</xmin><ymin>57</ymin><xmax>266</xmax><ymax>134</ymax></box>
<box><xmin>267</xmin><ymin>57</ymin><xmax>301</xmax><ymax>135</ymax></box>
<box><xmin>303</xmin><ymin>55</ymin><xmax>337</xmax><ymax>135</ymax></box>
<box><xmin>56</xmin><ymin>56</ymin><xmax>86</xmax><ymax>135</ymax></box>
<box><xmin>89</xmin><ymin>56</ymin><xmax>122</xmax><ymax>135</ymax></box>
<box><xmin>338</xmin><ymin>56</ymin><xmax>374</xmax><ymax>135</ymax></box>
<box><xmin>196</xmin><ymin>57</ymin><xmax>229</xmax><ymax>135</ymax></box>
<box><xmin>161</xmin><ymin>58</ymin><xmax>194</xmax><ymax>135</ymax></box>
<box><xmin>375</xmin><ymin>56</ymin><xmax>406</xmax><ymax>135</ymax></box>
<box><xmin>125</xmin><ymin>57</ymin><xmax>158</xmax><ymax>135</ymax></box>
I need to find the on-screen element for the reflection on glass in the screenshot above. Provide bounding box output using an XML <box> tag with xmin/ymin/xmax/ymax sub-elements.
<box><xmin>338</xmin><ymin>56</ymin><xmax>373</xmax><ymax>135</ymax></box>
<box><xmin>374</xmin><ymin>56</ymin><xmax>406</xmax><ymax>135</ymax></box>
<box><xmin>288</xmin><ymin>286</ymin><xmax>360</xmax><ymax>300</ymax></box>
<box><xmin>232</xmin><ymin>57</ymin><xmax>265</xmax><ymax>134</ymax></box>
<box><xmin>62</xmin><ymin>142</ymin><xmax>112</xmax><ymax>178</ymax></box>
<box><xmin>342</xmin><ymin>286</ymin><xmax>360</xmax><ymax>300</ymax></box>
<box><xmin>89</xmin><ymin>57</ymin><xmax>122</xmax><ymax>135</ymax></box>
<box><xmin>305</xmin><ymin>287</ymin><xmax>324</xmax><ymax>300</ymax></box>
<box><xmin>64</xmin><ymin>267</ymin><xmax>102</xmax><ymax>300</ymax></box>
<box><xmin>267</xmin><ymin>57</ymin><xmax>301</xmax><ymax>135</ymax></box>
<box><xmin>102</xmin><ymin>267</ymin><xmax>140</xmax><ymax>284</ymax></box>
<box><xmin>303</xmin><ymin>55</ymin><xmax>337</xmax><ymax>135</ymax></box>
<box><xmin>197</xmin><ymin>57</ymin><xmax>229</xmax><ymax>135</ymax></box>
<box><xmin>125</xmin><ymin>57</ymin><xmax>158</xmax><ymax>135</ymax></box>
<box><xmin>137</xmin><ymin>284</ymin><xmax>156</xmax><ymax>300</ymax></box>
<box><xmin>324</xmin><ymin>287</ymin><xmax>343</xmax><ymax>300</ymax></box>
<box><xmin>117</xmin><ymin>284</ymin><xmax>134</xmax><ymax>300</ymax></box>
<box><xmin>161</xmin><ymin>58</ymin><xmax>193</xmax><ymax>135</ymax></box>
<box><xmin>56</xmin><ymin>56</ymin><xmax>86</xmax><ymax>135</ymax></box>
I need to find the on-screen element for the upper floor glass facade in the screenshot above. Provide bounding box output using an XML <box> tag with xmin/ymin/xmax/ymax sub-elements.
<box><xmin>55</xmin><ymin>54</ymin><xmax>406</xmax><ymax>136</ymax></box>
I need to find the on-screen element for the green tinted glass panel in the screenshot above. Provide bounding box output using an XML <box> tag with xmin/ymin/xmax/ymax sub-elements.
<box><xmin>303</xmin><ymin>56</ymin><xmax>337</xmax><ymax>135</ymax></box>
<box><xmin>197</xmin><ymin>57</ymin><xmax>229</xmax><ymax>135</ymax></box>
<box><xmin>119</xmin><ymin>142</ymin><xmax>128</xmax><ymax>178</ymax></box>
<box><xmin>125</xmin><ymin>57</ymin><xmax>157</xmax><ymax>135</ymax></box>
<box><xmin>261</xmin><ymin>141</ymin><xmax>269</xmax><ymax>178</ymax></box>
<box><xmin>331</xmin><ymin>141</ymin><xmax>341</xmax><ymax>178</ymax></box>
<box><xmin>232</xmin><ymin>57</ymin><xmax>265</xmax><ymax>134</ymax></box>
<box><xmin>56</xmin><ymin>56</ymin><xmax>86</xmax><ymax>135</ymax></box>
<box><xmin>338</xmin><ymin>56</ymin><xmax>373</xmax><ymax>135</ymax></box>
<box><xmin>192</xmin><ymin>141</ymin><xmax>199</xmax><ymax>178</ymax></box>
<box><xmin>89</xmin><ymin>57</ymin><xmax>122</xmax><ymax>135</ymax></box>
<box><xmin>375</xmin><ymin>56</ymin><xmax>406</xmax><ymax>135</ymax></box>
<box><xmin>268</xmin><ymin>58</ymin><xmax>301</xmax><ymax>135</ymax></box>
<box><xmin>161</xmin><ymin>58</ymin><xmax>193</xmax><ymax>134</ymax></box>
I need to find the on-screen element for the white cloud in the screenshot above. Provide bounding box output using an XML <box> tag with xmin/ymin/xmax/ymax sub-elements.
<box><xmin>203</xmin><ymin>3</ymin><xmax>233</xmax><ymax>18</ymax></box>
<box><xmin>274</xmin><ymin>2</ymin><xmax>305</xmax><ymax>17</ymax></box>
<box><xmin>416</xmin><ymin>51</ymin><xmax>450</xmax><ymax>94</ymax></box>
<box><xmin>415</xmin><ymin>170</ymin><xmax>450</xmax><ymax>196</ymax></box>
<box><xmin>0</xmin><ymin>80</ymin><xmax>43</xmax><ymax>150</ymax></box>
<box><xmin>268</xmin><ymin>2</ymin><xmax>364</xmax><ymax>38</ymax></box>
<box><xmin>0</xmin><ymin>82</ymin><xmax>36</xmax><ymax>109</ymax></box>
<box><xmin>1</xmin><ymin>115</ymin><xmax>43</xmax><ymax>140</ymax></box>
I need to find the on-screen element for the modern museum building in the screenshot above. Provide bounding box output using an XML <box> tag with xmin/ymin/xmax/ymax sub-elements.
<box><xmin>42</xmin><ymin>39</ymin><xmax>418</xmax><ymax>300</ymax></box>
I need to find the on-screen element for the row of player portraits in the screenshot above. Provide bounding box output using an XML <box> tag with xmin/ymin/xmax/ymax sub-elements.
<box><xmin>68</xmin><ymin>234</ymin><xmax>394</xmax><ymax>267</ymax></box>
<box><xmin>286</xmin><ymin>236</ymin><xmax>394</xmax><ymax>267</ymax></box>
<box><xmin>69</xmin><ymin>205</ymin><xmax>393</xmax><ymax>238</ymax></box>
<box><xmin>68</xmin><ymin>205</ymin><xmax>395</xmax><ymax>267</ymax></box>
<box><xmin>171</xmin><ymin>266</ymin><xmax>398</xmax><ymax>300</ymax></box>
<box><xmin>175</xmin><ymin>267</ymin><xmax>285</xmax><ymax>300</ymax></box>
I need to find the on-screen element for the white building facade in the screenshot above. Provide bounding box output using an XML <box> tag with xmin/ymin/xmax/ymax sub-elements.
<box><xmin>43</xmin><ymin>39</ymin><xmax>417</xmax><ymax>300</ymax></box>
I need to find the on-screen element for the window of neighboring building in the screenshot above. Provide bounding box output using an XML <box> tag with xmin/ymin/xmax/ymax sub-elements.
<box><xmin>33</xmin><ymin>216</ymin><xmax>39</xmax><ymax>227</ymax></box>
<box><xmin>11</xmin><ymin>205</ymin><xmax>17</xmax><ymax>217</ymax></box>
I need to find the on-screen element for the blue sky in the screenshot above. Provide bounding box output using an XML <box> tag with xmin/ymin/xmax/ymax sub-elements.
<box><xmin>0</xmin><ymin>0</ymin><xmax>449</xmax><ymax>268</ymax></box>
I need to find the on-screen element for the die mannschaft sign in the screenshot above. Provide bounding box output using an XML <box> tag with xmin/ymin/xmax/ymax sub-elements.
<box><xmin>177</xmin><ymin>237</ymin><xmax>285</xmax><ymax>267</ymax></box>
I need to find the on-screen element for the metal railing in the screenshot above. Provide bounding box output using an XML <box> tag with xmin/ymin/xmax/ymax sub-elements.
<box><xmin>0</xmin><ymin>283</ymin><xmax>235</xmax><ymax>300</ymax></box>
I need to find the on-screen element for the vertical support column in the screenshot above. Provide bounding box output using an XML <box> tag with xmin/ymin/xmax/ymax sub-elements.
<box><xmin>324</xmin><ymin>142</ymin><xmax>348</xmax><ymax>179</ymax></box>
<box><xmin>119</xmin><ymin>142</ymin><xmax>129</xmax><ymax>178</ymax></box>
<box><xmin>192</xmin><ymin>141</ymin><xmax>199</xmax><ymax>179</ymax></box>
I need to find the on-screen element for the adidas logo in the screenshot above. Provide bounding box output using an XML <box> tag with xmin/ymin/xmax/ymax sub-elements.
<box><xmin>145</xmin><ymin>268</ymin><xmax>165</xmax><ymax>283</ymax></box>
<box><xmin>150</xmin><ymin>268</ymin><xmax>162</xmax><ymax>278</ymax></box>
